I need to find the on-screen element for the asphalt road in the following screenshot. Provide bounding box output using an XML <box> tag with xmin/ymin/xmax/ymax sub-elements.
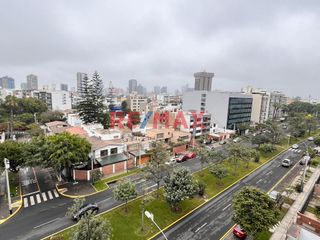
<box><xmin>0</xmin><ymin>145</ymin><xmax>228</xmax><ymax>240</ymax></box>
<box><xmin>153</xmin><ymin>142</ymin><xmax>310</xmax><ymax>240</ymax></box>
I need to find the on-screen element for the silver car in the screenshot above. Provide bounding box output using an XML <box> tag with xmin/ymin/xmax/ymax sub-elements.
<box><xmin>281</xmin><ymin>159</ymin><xmax>292</xmax><ymax>167</ymax></box>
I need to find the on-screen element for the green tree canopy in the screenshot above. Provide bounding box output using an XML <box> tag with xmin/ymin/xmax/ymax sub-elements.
<box><xmin>145</xmin><ymin>142</ymin><xmax>169</xmax><ymax>198</ymax></box>
<box><xmin>114</xmin><ymin>180</ymin><xmax>138</xmax><ymax>212</ymax></box>
<box><xmin>72</xmin><ymin>213</ymin><xmax>112</xmax><ymax>240</ymax></box>
<box><xmin>232</xmin><ymin>186</ymin><xmax>280</xmax><ymax>237</ymax></box>
<box><xmin>0</xmin><ymin>140</ymin><xmax>27</xmax><ymax>172</ymax></box>
<box><xmin>164</xmin><ymin>167</ymin><xmax>197</xmax><ymax>211</ymax></box>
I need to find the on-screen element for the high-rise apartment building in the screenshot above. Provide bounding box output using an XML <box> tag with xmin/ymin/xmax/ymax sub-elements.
<box><xmin>20</xmin><ymin>82</ymin><xmax>27</xmax><ymax>90</ymax></box>
<box><xmin>33</xmin><ymin>90</ymin><xmax>72</xmax><ymax>111</ymax></box>
<box><xmin>0</xmin><ymin>76</ymin><xmax>15</xmax><ymax>89</ymax></box>
<box><xmin>194</xmin><ymin>71</ymin><xmax>214</xmax><ymax>91</ymax></box>
<box><xmin>242</xmin><ymin>87</ymin><xmax>287</xmax><ymax>123</ymax></box>
<box><xmin>128</xmin><ymin>79</ymin><xmax>138</xmax><ymax>93</ymax></box>
<box><xmin>160</xmin><ymin>86</ymin><xmax>167</xmax><ymax>94</ymax></box>
<box><xmin>77</xmin><ymin>72</ymin><xmax>87</xmax><ymax>95</ymax></box>
<box><xmin>60</xmin><ymin>84</ymin><xmax>68</xmax><ymax>91</ymax></box>
<box><xmin>27</xmin><ymin>74</ymin><xmax>38</xmax><ymax>90</ymax></box>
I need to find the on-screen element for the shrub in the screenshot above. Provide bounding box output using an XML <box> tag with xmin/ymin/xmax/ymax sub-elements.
<box><xmin>295</xmin><ymin>183</ymin><xmax>303</xmax><ymax>193</ymax></box>
<box><xmin>91</xmin><ymin>169</ymin><xmax>103</xmax><ymax>183</ymax></box>
<box><xmin>259</xmin><ymin>144</ymin><xmax>276</xmax><ymax>153</ymax></box>
<box><xmin>194</xmin><ymin>181</ymin><xmax>206</xmax><ymax>197</ymax></box>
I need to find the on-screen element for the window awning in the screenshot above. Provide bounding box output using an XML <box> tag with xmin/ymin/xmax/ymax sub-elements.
<box><xmin>129</xmin><ymin>150</ymin><xmax>146</xmax><ymax>157</ymax></box>
<box><xmin>97</xmin><ymin>153</ymin><xmax>128</xmax><ymax>166</ymax></box>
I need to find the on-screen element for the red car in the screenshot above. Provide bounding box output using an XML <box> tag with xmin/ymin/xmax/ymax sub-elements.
<box><xmin>233</xmin><ymin>225</ymin><xmax>247</xmax><ymax>239</ymax></box>
<box><xmin>184</xmin><ymin>151</ymin><xmax>196</xmax><ymax>159</ymax></box>
<box><xmin>175</xmin><ymin>154</ymin><xmax>188</xmax><ymax>163</ymax></box>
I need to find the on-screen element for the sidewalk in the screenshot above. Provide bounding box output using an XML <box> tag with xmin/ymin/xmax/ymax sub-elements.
<box><xmin>0</xmin><ymin>173</ymin><xmax>9</xmax><ymax>220</ymax></box>
<box><xmin>270</xmin><ymin>166</ymin><xmax>320</xmax><ymax>240</ymax></box>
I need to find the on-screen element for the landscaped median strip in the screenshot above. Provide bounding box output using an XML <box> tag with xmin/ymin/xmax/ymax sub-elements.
<box><xmin>148</xmin><ymin>147</ymin><xmax>289</xmax><ymax>240</ymax></box>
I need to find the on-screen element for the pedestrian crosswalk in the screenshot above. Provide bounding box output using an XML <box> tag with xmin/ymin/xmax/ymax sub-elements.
<box><xmin>23</xmin><ymin>189</ymin><xmax>60</xmax><ymax>208</ymax></box>
<box><xmin>289</xmin><ymin>148</ymin><xmax>301</xmax><ymax>153</ymax></box>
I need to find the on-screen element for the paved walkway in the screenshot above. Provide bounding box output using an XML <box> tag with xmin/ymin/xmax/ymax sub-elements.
<box><xmin>0</xmin><ymin>172</ymin><xmax>9</xmax><ymax>220</ymax></box>
<box><xmin>270</xmin><ymin>166</ymin><xmax>320</xmax><ymax>240</ymax></box>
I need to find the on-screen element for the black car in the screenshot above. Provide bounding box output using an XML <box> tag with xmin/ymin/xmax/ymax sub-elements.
<box><xmin>72</xmin><ymin>203</ymin><xmax>99</xmax><ymax>221</ymax></box>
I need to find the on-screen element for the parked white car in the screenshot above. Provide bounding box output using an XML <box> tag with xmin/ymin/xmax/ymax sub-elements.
<box><xmin>308</xmin><ymin>137</ymin><xmax>314</xmax><ymax>141</ymax></box>
<box><xmin>165</xmin><ymin>157</ymin><xmax>176</xmax><ymax>165</ymax></box>
<box><xmin>292</xmin><ymin>144</ymin><xmax>299</xmax><ymax>149</ymax></box>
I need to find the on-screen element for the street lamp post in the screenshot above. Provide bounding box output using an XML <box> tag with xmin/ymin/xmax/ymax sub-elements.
<box><xmin>4</xmin><ymin>158</ymin><xmax>12</xmax><ymax>215</ymax></box>
<box><xmin>145</xmin><ymin>210</ymin><xmax>168</xmax><ymax>240</ymax></box>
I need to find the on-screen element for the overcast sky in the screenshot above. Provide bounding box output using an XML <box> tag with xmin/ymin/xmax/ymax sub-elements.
<box><xmin>0</xmin><ymin>0</ymin><xmax>319</xmax><ymax>98</ymax></box>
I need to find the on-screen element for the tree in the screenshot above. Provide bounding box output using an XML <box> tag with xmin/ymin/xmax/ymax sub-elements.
<box><xmin>72</xmin><ymin>213</ymin><xmax>112</xmax><ymax>240</ymax></box>
<box><xmin>113</xmin><ymin>180</ymin><xmax>138</xmax><ymax>212</ymax></box>
<box><xmin>251</xmin><ymin>134</ymin><xmax>270</xmax><ymax>147</ymax></box>
<box><xmin>66</xmin><ymin>198</ymin><xmax>86</xmax><ymax>218</ymax></box>
<box><xmin>99</xmin><ymin>112</ymin><xmax>110</xmax><ymax>129</ymax></box>
<box><xmin>191</xmin><ymin>145</ymin><xmax>219</xmax><ymax>173</ymax></box>
<box><xmin>39</xmin><ymin>111</ymin><xmax>65</xmax><ymax>124</ymax></box>
<box><xmin>210</xmin><ymin>164</ymin><xmax>228</xmax><ymax>185</ymax></box>
<box><xmin>228</xmin><ymin>144</ymin><xmax>254</xmax><ymax>170</ymax></box>
<box><xmin>91</xmin><ymin>169</ymin><xmax>103</xmax><ymax>183</ymax></box>
<box><xmin>314</xmin><ymin>137</ymin><xmax>320</xmax><ymax>146</ymax></box>
<box><xmin>288</xmin><ymin>113</ymin><xmax>307</xmax><ymax>137</ymax></box>
<box><xmin>77</xmin><ymin>71</ymin><xmax>107</xmax><ymax>125</ymax></box>
<box><xmin>17</xmin><ymin>113</ymin><xmax>35</xmax><ymax>124</ymax></box>
<box><xmin>305</xmin><ymin>114</ymin><xmax>317</xmax><ymax>136</ymax></box>
<box><xmin>164</xmin><ymin>167</ymin><xmax>197</xmax><ymax>211</ymax></box>
<box><xmin>32</xmin><ymin>132</ymin><xmax>91</xmax><ymax>181</ymax></box>
<box><xmin>27</xmin><ymin>123</ymin><xmax>44</xmax><ymax>137</ymax></box>
<box><xmin>232</xmin><ymin>187</ymin><xmax>280</xmax><ymax>237</ymax></box>
<box><xmin>145</xmin><ymin>142</ymin><xmax>169</xmax><ymax>198</ymax></box>
<box><xmin>121</xmin><ymin>100</ymin><xmax>130</xmax><ymax>115</ymax></box>
<box><xmin>0</xmin><ymin>140</ymin><xmax>27</xmax><ymax>172</ymax></box>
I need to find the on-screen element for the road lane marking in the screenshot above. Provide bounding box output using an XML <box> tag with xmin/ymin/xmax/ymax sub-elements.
<box><xmin>145</xmin><ymin>184</ymin><xmax>157</xmax><ymax>190</ymax></box>
<box><xmin>36</xmin><ymin>194</ymin><xmax>41</xmax><ymax>203</ymax></box>
<box><xmin>48</xmin><ymin>191</ymin><xmax>53</xmax><ymax>199</ymax></box>
<box><xmin>33</xmin><ymin>218</ymin><xmax>60</xmax><ymax>229</ymax></box>
<box><xmin>266</xmin><ymin>170</ymin><xmax>273</xmax><ymax>175</ymax></box>
<box><xmin>30</xmin><ymin>196</ymin><xmax>35</xmax><ymax>206</ymax></box>
<box><xmin>53</xmin><ymin>189</ymin><xmax>59</xmax><ymax>198</ymax></box>
<box><xmin>222</xmin><ymin>203</ymin><xmax>231</xmax><ymax>211</ymax></box>
<box><xmin>195</xmin><ymin>222</ymin><xmax>208</xmax><ymax>233</ymax></box>
<box><xmin>42</xmin><ymin>192</ymin><xmax>47</xmax><ymax>201</ymax></box>
<box><xmin>97</xmin><ymin>197</ymin><xmax>112</xmax><ymax>204</ymax></box>
<box><xmin>256</xmin><ymin>179</ymin><xmax>263</xmax><ymax>184</ymax></box>
<box><xmin>23</xmin><ymin>198</ymin><xmax>28</xmax><ymax>208</ymax></box>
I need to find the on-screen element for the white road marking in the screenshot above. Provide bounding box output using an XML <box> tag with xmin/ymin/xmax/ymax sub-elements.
<box><xmin>23</xmin><ymin>198</ymin><xmax>28</xmax><ymax>208</ymax></box>
<box><xmin>53</xmin><ymin>189</ymin><xmax>59</xmax><ymax>198</ymax></box>
<box><xmin>145</xmin><ymin>184</ymin><xmax>157</xmax><ymax>190</ymax></box>
<box><xmin>42</xmin><ymin>192</ymin><xmax>47</xmax><ymax>201</ymax></box>
<box><xmin>256</xmin><ymin>179</ymin><xmax>263</xmax><ymax>184</ymax></box>
<box><xmin>33</xmin><ymin>218</ymin><xmax>60</xmax><ymax>229</ymax></box>
<box><xmin>48</xmin><ymin>191</ymin><xmax>53</xmax><ymax>199</ymax></box>
<box><xmin>97</xmin><ymin>197</ymin><xmax>112</xmax><ymax>204</ymax></box>
<box><xmin>266</xmin><ymin>170</ymin><xmax>273</xmax><ymax>175</ymax></box>
<box><xmin>30</xmin><ymin>196</ymin><xmax>35</xmax><ymax>206</ymax></box>
<box><xmin>222</xmin><ymin>203</ymin><xmax>231</xmax><ymax>211</ymax></box>
<box><xmin>195</xmin><ymin>222</ymin><xmax>208</xmax><ymax>233</ymax></box>
<box><xmin>36</xmin><ymin>194</ymin><xmax>41</xmax><ymax>203</ymax></box>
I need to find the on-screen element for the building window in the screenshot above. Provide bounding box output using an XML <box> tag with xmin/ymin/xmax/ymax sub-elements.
<box><xmin>100</xmin><ymin>149</ymin><xmax>108</xmax><ymax>157</ymax></box>
<box><xmin>110</xmin><ymin>148</ymin><xmax>118</xmax><ymax>154</ymax></box>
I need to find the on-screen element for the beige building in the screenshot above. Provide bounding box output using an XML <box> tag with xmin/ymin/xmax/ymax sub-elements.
<box><xmin>128</xmin><ymin>92</ymin><xmax>149</xmax><ymax>112</ymax></box>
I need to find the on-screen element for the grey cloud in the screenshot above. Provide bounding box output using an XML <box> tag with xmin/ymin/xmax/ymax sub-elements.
<box><xmin>0</xmin><ymin>0</ymin><xmax>319</xmax><ymax>98</ymax></box>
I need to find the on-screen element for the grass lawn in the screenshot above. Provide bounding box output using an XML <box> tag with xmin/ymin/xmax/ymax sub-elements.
<box><xmin>256</xmin><ymin>231</ymin><xmax>272</xmax><ymax>240</ymax></box>
<box><xmin>8</xmin><ymin>172</ymin><xmax>19</xmax><ymax>197</ymax></box>
<box><xmin>48</xmin><ymin>144</ymin><xmax>288</xmax><ymax>240</ymax></box>
<box><xmin>93</xmin><ymin>168</ymin><xmax>142</xmax><ymax>191</ymax></box>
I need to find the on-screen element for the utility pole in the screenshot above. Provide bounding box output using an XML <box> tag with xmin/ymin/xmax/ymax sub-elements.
<box><xmin>4</xmin><ymin>158</ymin><xmax>12</xmax><ymax>214</ymax></box>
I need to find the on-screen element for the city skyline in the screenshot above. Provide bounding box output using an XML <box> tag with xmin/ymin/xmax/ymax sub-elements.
<box><xmin>1</xmin><ymin>1</ymin><xmax>320</xmax><ymax>98</ymax></box>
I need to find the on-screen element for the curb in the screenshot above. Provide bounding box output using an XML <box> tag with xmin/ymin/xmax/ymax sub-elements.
<box><xmin>56</xmin><ymin>170</ymin><xmax>140</xmax><ymax>199</ymax></box>
<box><xmin>55</xmin><ymin>183</ymin><xmax>110</xmax><ymax>199</ymax></box>
<box><xmin>0</xmin><ymin>173</ymin><xmax>23</xmax><ymax>225</ymax></box>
